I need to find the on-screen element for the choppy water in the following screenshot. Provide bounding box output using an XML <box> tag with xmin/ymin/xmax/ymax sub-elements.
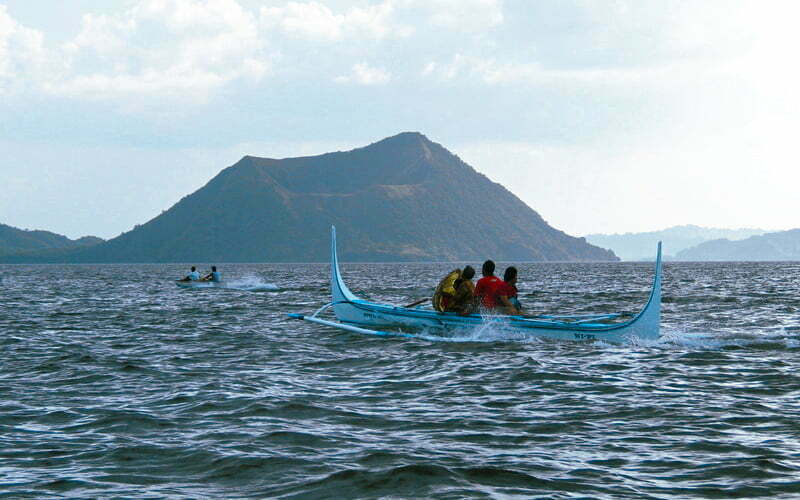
<box><xmin>2</xmin><ymin>261</ymin><xmax>800</xmax><ymax>498</ymax></box>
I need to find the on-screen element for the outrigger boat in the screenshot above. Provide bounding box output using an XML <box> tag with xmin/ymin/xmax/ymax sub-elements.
<box><xmin>288</xmin><ymin>227</ymin><xmax>662</xmax><ymax>343</ymax></box>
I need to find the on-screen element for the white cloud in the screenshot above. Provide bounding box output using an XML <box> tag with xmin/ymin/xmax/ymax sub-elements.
<box><xmin>258</xmin><ymin>0</ymin><xmax>501</xmax><ymax>42</ymax></box>
<box><xmin>334</xmin><ymin>62</ymin><xmax>390</xmax><ymax>85</ymax></box>
<box><xmin>0</xmin><ymin>5</ymin><xmax>48</xmax><ymax>93</ymax></box>
<box><xmin>46</xmin><ymin>0</ymin><xmax>268</xmax><ymax>100</ymax></box>
<box><xmin>425</xmin><ymin>52</ymin><xmax>705</xmax><ymax>87</ymax></box>
<box><xmin>417</xmin><ymin>0</ymin><xmax>503</xmax><ymax>32</ymax></box>
<box><xmin>2</xmin><ymin>0</ymin><xmax>506</xmax><ymax>102</ymax></box>
<box><xmin>260</xmin><ymin>1</ymin><xmax>410</xmax><ymax>41</ymax></box>
<box><xmin>582</xmin><ymin>1</ymin><xmax>752</xmax><ymax>61</ymax></box>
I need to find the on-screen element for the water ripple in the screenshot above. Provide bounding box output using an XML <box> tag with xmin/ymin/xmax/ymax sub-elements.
<box><xmin>2</xmin><ymin>261</ymin><xmax>800</xmax><ymax>497</ymax></box>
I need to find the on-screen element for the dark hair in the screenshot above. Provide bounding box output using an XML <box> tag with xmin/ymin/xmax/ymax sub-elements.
<box><xmin>462</xmin><ymin>265</ymin><xmax>475</xmax><ymax>280</ymax></box>
<box><xmin>503</xmin><ymin>266</ymin><xmax>517</xmax><ymax>282</ymax></box>
<box><xmin>212</xmin><ymin>266</ymin><xmax>217</xmax><ymax>271</ymax></box>
<box><xmin>481</xmin><ymin>260</ymin><xmax>495</xmax><ymax>276</ymax></box>
<box><xmin>191</xmin><ymin>266</ymin><xmax>196</xmax><ymax>271</ymax></box>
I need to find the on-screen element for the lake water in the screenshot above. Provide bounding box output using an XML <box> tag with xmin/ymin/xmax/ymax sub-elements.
<box><xmin>2</xmin><ymin>261</ymin><xmax>800</xmax><ymax>498</ymax></box>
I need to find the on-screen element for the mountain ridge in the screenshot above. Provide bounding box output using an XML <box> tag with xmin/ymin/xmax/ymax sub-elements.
<box><xmin>585</xmin><ymin>224</ymin><xmax>768</xmax><ymax>260</ymax></box>
<box><xmin>675</xmin><ymin>228</ymin><xmax>800</xmax><ymax>261</ymax></box>
<box><xmin>0</xmin><ymin>223</ymin><xmax>103</xmax><ymax>257</ymax></box>
<box><xmin>1</xmin><ymin>132</ymin><xmax>617</xmax><ymax>263</ymax></box>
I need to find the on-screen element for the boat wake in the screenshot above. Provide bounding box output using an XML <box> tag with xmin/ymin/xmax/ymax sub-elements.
<box><xmin>224</xmin><ymin>276</ymin><xmax>279</xmax><ymax>292</ymax></box>
<box><xmin>416</xmin><ymin>322</ymin><xmax>550</xmax><ymax>343</ymax></box>
<box><xmin>176</xmin><ymin>276</ymin><xmax>279</xmax><ymax>292</ymax></box>
<box><xmin>658</xmin><ymin>328</ymin><xmax>800</xmax><ymax>349</ymax></box>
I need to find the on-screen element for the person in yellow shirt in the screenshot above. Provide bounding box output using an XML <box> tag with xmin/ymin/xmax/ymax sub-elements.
<box><xmin>445</xmin><ymin>265</ymin><xmax>476</xmax><ymax>315</ymax></box>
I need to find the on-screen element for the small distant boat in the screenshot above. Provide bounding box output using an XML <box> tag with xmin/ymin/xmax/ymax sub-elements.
<box><xmin>289</xmin><ymin>227</ymin><xmax>662</xmax><ymax>343</ymax></box>
<box><xmin>175</xmin><ymin>280</ymin><xmax>223</xmax><ymax>289</ymax></box>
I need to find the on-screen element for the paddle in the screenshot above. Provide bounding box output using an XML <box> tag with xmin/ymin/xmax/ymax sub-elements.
<box><xmin>403</xmin><ymin>298</ymin><xmax>429</xmax><ymax>308</ymax></box>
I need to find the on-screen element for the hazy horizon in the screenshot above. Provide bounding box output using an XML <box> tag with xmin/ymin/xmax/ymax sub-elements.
<box><xmin>3</xmin><ymin>1</ymin><xmax>799</xmax><ymax>239</ymax></box>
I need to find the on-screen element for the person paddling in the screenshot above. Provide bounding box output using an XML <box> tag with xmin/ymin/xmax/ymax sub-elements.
<box><xmin>202</xmin><ymin>266</ymin><xmax>221</xmax><ymax>282</ymax></box>
<box><xmin>179</xmin><ymin>266</ymin><xmax>201</xmax><ymax>282</ymax></box>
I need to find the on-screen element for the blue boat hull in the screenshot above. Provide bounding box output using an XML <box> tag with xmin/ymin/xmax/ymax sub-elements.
<box><xmin>175</xmin><ymin>280</ymin><xmax>222</xmax><ymax>289</ymax></box>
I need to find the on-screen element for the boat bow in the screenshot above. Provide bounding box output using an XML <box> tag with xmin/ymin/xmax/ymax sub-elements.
<box><xmin>331</xmin><ymin>227</ymin><xmax>359</xmax><ymax>317</ymax></box>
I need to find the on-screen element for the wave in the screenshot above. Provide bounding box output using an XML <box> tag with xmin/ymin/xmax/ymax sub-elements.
<box><xmin>271</xmin><ymin>463</ymin><xmax>631</xmax><ymax>498</ymax></box>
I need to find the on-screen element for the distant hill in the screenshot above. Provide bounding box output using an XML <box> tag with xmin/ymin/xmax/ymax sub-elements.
<box><xmin>1</xmin><ymin>132</ymin><xmax>617</xmax><ymax>263</ymax></box>
<box><xmin>0</xmin><ymin>223</ymin><xmax>103</xmax><ymax>257</ymax></box>
<box><xmin>675</xmin><ymin>229</ymin><xmax>800</xmax><ymax>261</ymax></box>
<box><xmin>585</xmin><ymin>225</ymin><xmax>767</xmax><ymax>260</ymax></box>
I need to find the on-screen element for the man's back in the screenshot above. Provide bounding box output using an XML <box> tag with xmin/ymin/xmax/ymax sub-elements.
<box><xmin>475</xmin><ymin>276</ymin><xmax>503</xmax><ymax>308</ymax></box>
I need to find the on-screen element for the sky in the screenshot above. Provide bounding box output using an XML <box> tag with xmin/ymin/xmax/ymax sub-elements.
<box><xmin>1</xmin><ymin>0</ymin><xmax>798</xmax><ymax>239</ymax></box>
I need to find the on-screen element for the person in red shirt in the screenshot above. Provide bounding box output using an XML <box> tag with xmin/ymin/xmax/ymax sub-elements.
<box><xmin>474</xmin><ymin>260</ymin><xmax>504</xmax><ymax>310</ymax></box>
<box><xmin>475</xmin><ymin>260</ymin><xmax>523</xmax><ymax>315</ymax></box>
<box><xmin>474</xmin><ymin>260</ymin><xmax>498</xmax><ymax>308</ymax></box>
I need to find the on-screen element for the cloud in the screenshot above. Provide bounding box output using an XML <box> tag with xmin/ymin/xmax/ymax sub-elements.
<box><xmin>421</xmin><ymin>0</ymin><xmax>763</xmax><ymax>90</ymax></box>
<box><xmin>2</xmin><ymin>0</ymin><xmax>506</xmax><ymax>102</ymax></box>
<box><xmin>259</xmin><ymin>0</ymin><xmax>501</xmax><ymax>42</ymax></box>
<box><xmin>501</xmin><ymin>0</ymin><xmax>754</xmax><ymax>73</ymax></box>
<box><xmin>418</xmin><ymin>0</ymin><xmax>503</xmax><ymax>32</ymax></box>
<box><xmin>260</xmin><ymin>1</ymin><xmax>410</xmax><ymax>41</ymax></box>
<box><xmin>334</xmin><ymin>62</ymin><xmax>391</xmax><ymax>85</ymax></box>
<box><xmin>45</xmin><ymin>0</ymin><xmax>268</xmax><ymax>100</ymax></box>
<box><xmin>424</xmin><ymin>52</ymin><xmax>705</xmax><ymax>87</ymax></box>
<box><xmin>0</xmin><ymin>5</ymin><xmax>48</xmax><ymax>93</ymax></box>
<box><xmin>0</xmin><ymin>0</ymin><xmax>779</xmax><ymax>117</ymax></box>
